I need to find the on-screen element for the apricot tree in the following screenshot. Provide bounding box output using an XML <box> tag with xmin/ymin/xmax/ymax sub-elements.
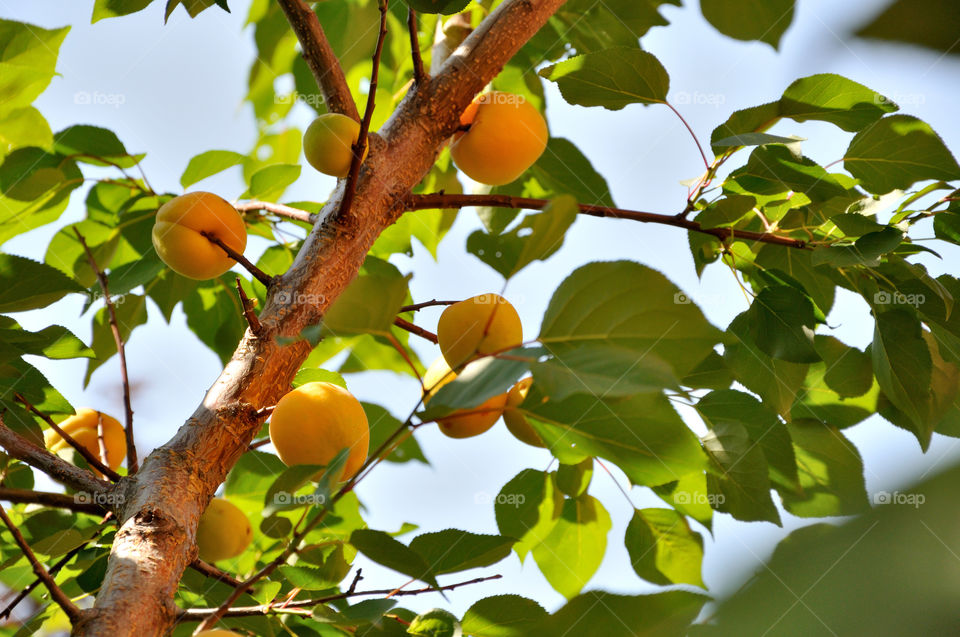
<box><xmin>0</xmin><ymin>0</ymin><xmax>959</xmax><ymax>636</ymax></box>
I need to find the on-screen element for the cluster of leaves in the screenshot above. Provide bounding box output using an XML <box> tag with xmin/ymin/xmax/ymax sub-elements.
<box><xmin>3</xmin><ymin>1</ymin><xmax>960</xmax><ymax>636</ymax></box>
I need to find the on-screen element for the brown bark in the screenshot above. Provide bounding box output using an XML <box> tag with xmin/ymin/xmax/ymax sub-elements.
<box><xmin>72</xmin><ymin>1</ymin><xmax>566</xmax><ymax>634</ymax></box>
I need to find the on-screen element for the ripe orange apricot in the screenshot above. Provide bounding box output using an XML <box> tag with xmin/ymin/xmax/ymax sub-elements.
<box><xmin>503</xmin><ymin>377</ymin><xmax>545</xmax><ymax>448</ymax></box>
<box><xmin>423</xmin><ymin>357</ymin><xmax>507</xmax><ymax>439</ymax></box>
<box><xmin>303</xmin><ymin>113</ymin><xmax>368</xmax><ymax>178</ymax></box>
<box><xmin>451</xmin><ymin>91</ymin><xmax>548</xmax><ymax>186</ymax></box>
<box><xmin>269</xmin><ymin>382</ymin><xmax>370</xmax><ymax>482</ymax></box>
<box><xmin>196</xmin><ymin>498</ymin><xmax>252</xmax><ymax>563</ymax></box>
<box><xmin>437</xmin><ymin>294</ymin><xmax>523</xmax><ymax>369</ymax></box>
<box><xmin>151</xmin><ymin>191</ymin><xmax>247</xmax><ymax>280</ymax></box>
<box><xmin>44</xmin><ymin>408</ymin><xmax>125</xmax><ymax>472</ymax></box>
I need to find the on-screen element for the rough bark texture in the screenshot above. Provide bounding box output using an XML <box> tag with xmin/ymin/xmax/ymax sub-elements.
<box><xmin>72</xmin><ymin>1</ymin><xmax>566</xmax><ymax>634</ymax></box>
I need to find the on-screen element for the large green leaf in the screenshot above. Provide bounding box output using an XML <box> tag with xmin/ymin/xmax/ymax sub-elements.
<box><xmin>349</xmin><ymin>529</ymin><xmax>438</xmax><ymax>589</ymax></box>
<box><xmin>317</xmin><ymin>257</ymin><xmax>409</xmax><ymax>337</ymax></box>
<box><xmin>710</xmin><ymin>102</ymin><xmax>780</xmax><ymax>155</ymax></box>
<box><xmin>91</xmin><ymin>0</ymin><xmax>155</xmax><ymax>22</ymax></box>
<box><xmin>540</xmin><ymin>47</ymin><xmax>669</xmax><ymax>111</ymax></box>
<box><xmin>700</xmin><ymin>0</ymin><xmax>794</xmax><ymax>48</ymax></box>
<box><xmin>872</xmin><ymin>309</ymin><xmax>932</xmax><ymax>443</ymax></box>
<box><xmin>0</xmin><ymin>20</ymin><xmax>70</xmax><ymax>115</ymax></box>
<box><xmin>779</xmin><ymin>74</ymin><xmax>897</xmax><ymax>132</ymax></box>
<box><xmin>625</xmin><ymin>508</ymin><xmax>705</xmax><ymax>588</ymax></box>
<box><xmin>53</xmin><ymin>125</ymin><xmax>142</xmax><ymax>168</ymax></box>
<box><xmin>182</xmin><ymin>276</ymin><xmax>246</xmax><ymax>364</ymax></box>
<box><xmin>855</xmin><ymin>0</ymin><xmax>960</xmax><ymax>57</ymax></box>
<box><xmin>845</xmin><ymin>115</ymin><xmax>960</xmax><ymax>194</ymax></box>
<box><xmin>748</xmin><ymin>286</ymin><xmax>821</xmax><ymax>363</ymax></box>
<box><xmin>702</xmin><ymin>421</ymin><xmax>781</xmax><ymax>524</ymax></box>
<box><xmin>539</xmin><ymin>261</ymin><xmax>721</xmax><ymax>378</ymax></box>
<box><xmin>532</xmin><ymin>494</ymin><xmax>612</xmax><ymax>599</ymax></box>
<box><xmin>0</xmin><ymin>254</ymin><xmax>84</xmax><ymax>313</ymax></box>
<box><xmin>461</xmin><ymin>595</ymin><xmax>547</xmax><ymax>637</ymax></box>
<box><xmin>495</xmin><ymin>469</ymin><xmax>564</xmax><ymax>562</ymax></box>
<box><xmin>0</xmin><ymin>107</ymin><xmax>53</xmax><ymax>159</ymax></box>
<box><xmin>755</xmin><ymin>244</ymin><xmax>836</xmax><ymax>314</ymax></box>
<box><xmin>180</xmin><ymin>150</ymin><xmax>248</xmax><ymax>188</ymax></box>
<box><xmin>530</xmin><ymin>344</ymin><xmax>679</xmax><ymax>401</ymax></box>
<box><xmin>542</xmin><ymin>590</ymin><xmax>708</xmax><ymax>637</ymax></box>
<box><xmin>741</xmin><ymin>145</ymin><xmax>850</xmax><ymax>202</ymax></box>
<box><xmin>362</xmin><ymin>402</ymin><xmax>426</xmax><ymax>465</ymax></box>
<box><xmin>408</xmin><ymin>529</ymin><xmax>514</xmax><ymax>575</ymax></box>
<box><xmin>0</xmin><ymin>319</ymin><xmax>92</xmax><ymax>363</ymax></box>
<box><xmin>422</xmin><ymin>355</ymin><xmax>530</xmax><ymax>419</ymax></box>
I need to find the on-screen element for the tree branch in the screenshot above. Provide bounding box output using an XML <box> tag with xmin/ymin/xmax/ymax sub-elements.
<box><xmin>393</xmin><ymin>317</ymin><xmax>438</xmax><ymax>344</ymax></box>
<box><xmin>0</xmin><ymin>416</ymin><xmax>112</xmax><ymax>496</ymax></box>
<box><xmin>399</xmin><ymin>299</ymin><xmax>457</xmax><ymax>313</ymax></box>
<box><xmin>404</xmin><ymin>193</ymin><xmax>810</xmax><ymax>249</ymax></box>
<box><xmin>188</xmin><ymin>559</ymin><xmax>252</xmax><ymax>592</ymax></box>
<box><xmin>0</xmin><ymin>503</ymin><xmax>81</xmax><ymax>623</ymax></box>
<box><xmin>407</xmin><ymin>8</ymin><xmax>426</xmax><ymax>84</ymax></box>
<box><xmin>0</xmin><ymin>487</ymin><xmax>105</xmax><ymax>515</ymax></box>
<box><xmin>275</xmin><ymin>0</ymin><xmax>359</xmax><ymax>120</ymax></box>
<box><xmin>235</xmin><ymin>277</ymin><xmax>263</xmax><ymax>336</ymax></box>
<box><xmin>234</xmin><ymin>200</ymin><xmax>316</xmax><ymax>224</ymax></box>
<box><xmin>73</xmin><ymin>229</ymin><xmax>139</xmax><ymax>473</ymax></box>
<box><xmin>14</xmin><ymin>394</ymin><xmax>121</xmax><ymax>481</ymax></box>
<box><xmin>179</xmin><ymin>574</ymin><xmax>502</xmax><ymax>621</ymax></box>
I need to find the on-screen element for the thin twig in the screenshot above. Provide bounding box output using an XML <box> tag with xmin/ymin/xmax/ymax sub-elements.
<box><xmin>0</xmin><ymin>503</ymin><xmax>81</xmax><ymax>622</ymax></box>
<box><xmin>235</xmin><ymin>278</ymin><xmax>263</xmax><ymax>336</ymax></box>
<box><xmin>14</xmin><ymin>394</ymin><xmax>120</xmax><ymax>481</ymax></box>
<box><xmin>386</xmin><ymin>334</ymin><xmax>424</xmax><ymax>383</ymax></box>
<box><xmin>248</xmin><ymin>438</ymin><xmax>270</xmax><ymax>451</ymax></box>
<box><xmin>234</xmin><ymin>200</ymin><xmax>316</xmax><ymax>224</ymax></box>
<box><xmin>180</xmin><ymin>574</ymin><xmax>501</xmax><ymax>620</ymax></box>
<box><xmin>393</xmin><ymin>317</ymin><xmax>438</xmax><ymax>344</ymax></box>
<box><xmin>407</xmin><ymin>7</ymin><xmax>426</xmax><ymax>84</ymax></box>
<box><xmin>398</xmin><ymin>299</ymin><xmax>457</xmax><ymax>313</ymax></box>
<box><xmin>340</xmin><ymin>0</ymin><xmax>389</xmax><ymax>217</ymax></box>
<box><xmin>188</xmin><ymin>559</ymin><xmax>254</xmax><ymax>592</ymax></box>
<box><xmin>0</xmin><ymin>487</ymin><xmax>105</xmax><ymax>515</ymax></box>
<box><xmin>73</xmin><ymin>228</ymin><xmax>138</xmax><ymax>474</ymax></box>
<box><xmin>404</xmin><ymin>193</ymin><xmax>809</xmax><ymax>249</ymax></box>
<box><xmin>200</xmin><ymin>231</ymin><xmax>274</xmax><ymax>286</ymax></box>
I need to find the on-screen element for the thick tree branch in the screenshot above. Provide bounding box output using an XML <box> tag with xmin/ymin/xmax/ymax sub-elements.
<box><xmin>179</xmin><ymin>574</ymin><xmax>502</xmax><ymax>620</ymax></box>
<box><xmin>275</xmin><ymin>0</ymin><xmax>359</xmax><ymax>120</ymax></box>
<box><xmin>0</xmin><ymin>487</ymin><xmax>105</xmax><ymax>515</ymax></box>
<box><xmin>0</xmin><ymin>417</ymin><xmax>111</xmax><ymax>496</ymax></box>
<box><xmin>234</xmin><ymin>200</ymin><xmax>316</xmax><ymax>224</ymax></box>
<box><xmin>405</xmin><ymin>193</ymin><xmax>811</xmax><ymax>249</ymax></box>
<box><xmin>0</xmin><ymin>503</ymin><xmax>81</xmax><ymax>623</ymax></box>
<box><xmin>78</xmin><ymin>2</ymin><xmax>567</xmax><ymax>634</ymax></box>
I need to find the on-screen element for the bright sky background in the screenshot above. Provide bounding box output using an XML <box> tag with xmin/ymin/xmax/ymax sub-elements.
<box><xmin>2</xmin><ymin>0</ymin><xmax>960</xmax><ymax>622</ymax></box>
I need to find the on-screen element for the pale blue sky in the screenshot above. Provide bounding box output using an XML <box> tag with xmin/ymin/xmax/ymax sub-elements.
<box><xmin>2</xmin><ymin>0</ymin><xmax>960</xmax><ymax>620</ymax></box>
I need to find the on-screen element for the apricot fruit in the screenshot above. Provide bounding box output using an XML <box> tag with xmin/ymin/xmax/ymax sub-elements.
<box><xmin>450</xmin><ymin>91</ymin><xmax>548</xmax><ymax>186</ymax></box>
<box><xmin>269</xmin><ymin>382</ymin><xmax>370</xmax><ymax>482</ymax></box>
<box><xmin>44</xmin><ymin>408</ymin><xmax>125</xmax><ymax>472</ymax></box>
<box><xmin>423</xmin><ymin>357</ymin><xmax>507</xmax><ymax>439</ymax></box>
<box><xmin>196</xmin><ymin>498</ymin><xmax>252</xmax><ymax>563</ymax></box>
<box><xmin>437</xmin><ymin>294</ymin><xmax>522</xmax><ymax>368</ymax></box>
<box><xmin>303</xmin><ymin>113</ymin><xmax>368</xmax><ymax>178</ymax></box>
<box><xmin>503</xmin><ymin>377</ymin><xmax>545</xmax><ymax>448</ymax></box>
<box><xmin>151</xmin><ymin>191</ymin><xmax>247</xmax><ymax>280</ymax></box>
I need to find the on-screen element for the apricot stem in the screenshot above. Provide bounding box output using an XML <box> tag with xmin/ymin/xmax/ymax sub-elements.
<box><xmin>393</xmin><ymin>316</ymin><xmax>438</xmax><ymax>344</ymax></box>
<box><xmin>234</xmin><ymin>277</ymin><xmax>263</xmax><ymax>336</ymax></box>
<box><xmin>200</xmin><ymin>231</ymin><xmax>274</xmax><ymax>287</ymax></box>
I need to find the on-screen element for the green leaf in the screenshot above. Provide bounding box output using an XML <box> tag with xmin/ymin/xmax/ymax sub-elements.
<box><xmin>422</xmin><ymin>354</ymin><xmax>529</xmax><ymax>419</ymax></box>
<box><xmin>407</xmin><ymin>609</ymin><xmax>461</xmax><ymax>637</ymax></box>
<box><xmin>545</xmin><ymin>590</ymin><xmax>708</xmax><ymax>637</ymax></box>
<box><xmin>0</xmin><ymin>254</ymin><xmax>83</xmax><ymax>312</ymax></box>
<box><xmin>182</xmin><ymin>276</ymin><xmax>246</xmax><ymax>364</ymax></box>
<box><xmin>529</xmin><ymin>392</ymin><xmax>707</xmax><ymax>487</ymax></box>
<box><xmin>409</xmin><ymin>529</ymin><xmax>514</xmax><ymax>575</ymax></box>
<box><xmin>816</xmin><ymin>335</ymin><xmax>874</xmax><ymax>398</ymax></box>
<box><xmin>0</xmin><ymin>320</ymin><xmax>92</xmax><ymax>362</ymax></box>
<box><xmin>780</xmin><ymin>421</ymin><xmax>869</xmax><ymax>517</ymax></box>
<box><xmin>224</xmin><ymin>450</ymin><xmax>286</xmax><ymax>504</ymax></box>
<box><xmin>349</xmin><ymin>529</ymin><xmax>438</xmax><ymax>588</ymax></box>
<box><xmin>934</xmin><ymin>211</ymin><xmax>960</xmax><ymax>246</ymax></box>
<box><xmin>53</xmin><ymin>125</ymin><xmax>142</xmax><ymax>167</ymax></box>
<box><xmin>855</xmin><ymin>0</ymin><xmax>960</xmax><ymax>58</ymax></box>
<box><xmin>363</xmin><ymin>402</ymin><xmax>426</xmax><ymax>465</ymax></box>
<box><xmin>755</xmin><ymin>244</ymin><xmax>835</xmax><ymax>314</ymax></box>
<box><xmin>625</xmin><ymin>508</ymin><xmax>705</xmax><ymax>587</ymax></box>
<box><xmin>0</xmin><ymin>107</ymin><xmax>53</xmax><ymax>158</ymax></box>
<box><xmin>530</xmin><ymin>344</ymin><xmax>679</xmax><ymax>401</ymax></box>
<box><xmin>278</xmin><ymin>563</ymin><xmax>345</xmax><ymax>591</ymax></box>
<box><xmin>403</xmin><ymin>0</ymin><xmax>470</xmax><ymax>15</ymax></box>
<box><xmin>702</xmin><ymin>421</ymin><xmax>781</xmax><ymax>524</ymax></box>
<box><xmin>0</xmin><ymin>147</ymin><xmax>82</xmax><ymax>202</ymax></box>
<box><xmin>293</xmin><ymin>367</ymin><xmax>346</xmax><ymax>388</ymax></box>
<box><xmin>539</xmin><ymin>261</ymin><xmax>721</xmax><ymax>378</ymax></box>
<box><xmin>532</xmin><ymin>494</ymin><xmax>612</xmax><ymax>599</ymax></box>
<box><xmin>810</xmin><ymin>227</ymin><xmax>904</xmax><ymax>267</ymax></box>
<box><xmin>318</xmin><ymin>257</ymin><xmax>409</xmax><ymax>337</ymax></box>
<box><xmin>555</xmin><ymin>458</ymin><xmax>593</xmax><ymax>498</ymax></box>
<box><xmin>681</xmin><ymin>351</ymin><xmax>733</xmax><ymax>390</ymax></box>
<box><xmin>872</xmin><ymin>309</ymin><xmax>933</xmax><ymax>445</ymax></box>
<box><xmin>712</xmin><ymin>132</ymin><xmax>804</xmax><ymax>149</ymax></box>
<box><xmin>528</xmin><ymin>138</ymin><xmax>615</xmax><ymax>207</ymax></box>
<box><xmin>92</xmin><ymin>0</ymin><xmax>154</xmax><ymax>22</ymax></box>
<box><xmin>710</xmin><ymin>102</ymin><xmax>780</xmax><ymax>155</ymax></box>
<box><xmin>180</xmin><ymin>149</ymin><xmax>248</xmax><ymax>188</ymax></box>
<box><xmin>461</xmin><ymin>595</ymin><xmax>547</xmax><ymax>637</ymax></box>
<box><xmin>246</xmin><ymin>163</ymin><xmax>301</xmax><ymax>201</ymax></box>
<box><xmin>85</xmin><ymin>294</ymin><xmax>148</xmax><ymax>385</ymax></box>
<box><xmin>495</xmin><ymin>469</ymin><xmax>564</xmax><ymax>562</ymax></box>
<box><xmin>779</xmin><ymin>74</ymin><xmax>897</xmax><ymax>132</ymax></box>
<box><xmin>0</xmin><ymin>20</ymin><xmax>70</xmax><ymax>115</ymax></box>
<box><xmin>845</xmin><ymin>115</ymin><xmax>960</xmax><ymax>194</ymax></box>
<box><xmin>749</xmin><ymin>286</ymin><xmax>821</xmax><ymax>363</ymax></box>
<box><xmin>742</xmin><ymin>145</ymin><xmax>850</xmax><ymax>202</ymax></box>
<box><xmin>700</xmin><ymin>0</ymin><xmax>794</xmax><ymax>48</ymax></box>
<box><xmin>540</xmin><ymin>47</ymin><xmax>669</xmax><ymax>110</ymax></box>
<box><xmin>467</xmin><ymin>195</ymin><xmax>578</xmax><ymax>279</ymax></box>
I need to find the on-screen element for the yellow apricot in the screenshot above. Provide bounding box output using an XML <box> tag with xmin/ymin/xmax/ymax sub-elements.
<box><xmin>423</xmin><ymin>357</ymin><xmax>507</xmax><ymax>439</ymax></box>
<box><xmin>151</xmin><ymin>191</ymin><xmax>247</xmax><ymax>280</ymax></box>
<box><xmin>44</xmin><ymin>408</ymin><xmax>125</xmax><ymax>472</ymax></box>
<box><xmin>269</xmin><ymin>382</ymin><xmax>370</xmax><ymax>481</ymax></box>
<box><xmin>503</xmin><ymin>377</ymin><xmax>545</xmax><ymax>448</ymax></box>
<box><xmin>451</xmin><ymin>91</ymin><xmax>548</xmax><ymax>186</ymax></box>
<box><xmin>437</xmin><ymin>294</ymin><xmax>523</xmax><ymax>369</ymax></box>
<box><xmin>303</xmin><ymin>113</ymin><xmax>368</xmax><ymax>178</ymax></box>
<box><xmin>196</xmin><ymin>498</ymin><xmax>252</xmax><ymax>563</ymax></box>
